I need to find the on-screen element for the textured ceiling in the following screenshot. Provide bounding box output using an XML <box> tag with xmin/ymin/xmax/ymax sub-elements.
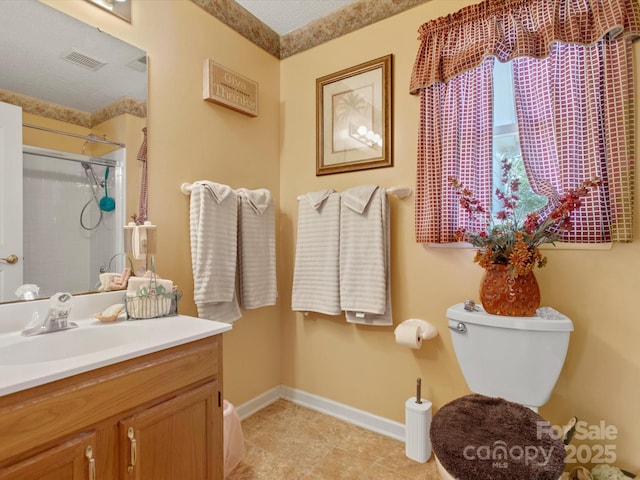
<box><xmin>1</xmin><ymin>0</ymin><xmax>426</xmax><ymax>116</ymax></box>
<box><xmin>194</xmin><ymin>0</ymin><xmax>430</xmax><ymax>58</ymax></box>
<box><xmin>234</xmin><ymin>0</ymin><xmax>357</xmax><ymax>35</ymax></box>
<box><xmin>0</xmin><ymin>0</ymin><xmax>147</xmax><ymax>114</ymax></box>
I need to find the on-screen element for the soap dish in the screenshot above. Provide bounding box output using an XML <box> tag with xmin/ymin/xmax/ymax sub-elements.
<box><xmin>95</xmin><ymin>303</ymin><xmax>125</xmax><ymax>323</ymax></box>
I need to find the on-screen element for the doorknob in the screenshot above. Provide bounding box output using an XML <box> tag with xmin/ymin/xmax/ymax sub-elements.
<box><xmin>1</xmin><ymin>254</ymin><xmax>18</xmax><ymax>264</ymax></box>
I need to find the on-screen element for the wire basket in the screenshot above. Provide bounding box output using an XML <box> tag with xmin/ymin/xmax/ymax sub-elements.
<box><xmin>125</xmin><ymin>292</ymin><xmax>179</xmax><ymax>319</ymax></box>
<box><xmin>124</xmin><ymin>273</ymin><xmax>180</xmax><ymax>320</ymax></box>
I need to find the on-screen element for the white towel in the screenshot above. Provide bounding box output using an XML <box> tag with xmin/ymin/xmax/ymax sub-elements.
<box><xmin>291</xmin><ymin>189</ymin><xmax>341</xmax><ymax>315</ymax></box>
<box><xmin>197</xmin><ymin>291</ymin><xmax>241</xmax><ymax>323</ymax></box>
<box><xmin>236</xmin><ymin>188</ymin><xmax>277</xmax><ymax>309</ymax></box>
<box><xmin>189</xmin><ymin>181</ymin><xmax>241</xmax><ymax>323</ymax></box>
<box><xmin>339</xmin><ymin>185</ymin><xmax>392</xmax><ymax>326</ymax></box>
<box><xmin>127</xmin><ymin>276</ymin><xmax>174</xmax><ymax>296</ymax></box>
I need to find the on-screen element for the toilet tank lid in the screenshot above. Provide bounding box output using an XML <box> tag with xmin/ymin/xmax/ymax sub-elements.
<box><xmin>447</xmin><ymin>303</ymin><xmax>574</xmax><ymax>332</ymax></box>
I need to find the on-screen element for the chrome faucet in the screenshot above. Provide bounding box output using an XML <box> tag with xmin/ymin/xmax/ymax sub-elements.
<box><xmin>22</xmin><ymin>292</ymin><xmax>78</xmax><ymax>336</ymax></box>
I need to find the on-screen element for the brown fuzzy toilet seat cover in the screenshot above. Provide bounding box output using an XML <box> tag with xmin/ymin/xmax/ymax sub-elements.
<box><xmin>431</xmin><ymin>394</ymin><xmax>566</xmax><ymax>480</ymax></box>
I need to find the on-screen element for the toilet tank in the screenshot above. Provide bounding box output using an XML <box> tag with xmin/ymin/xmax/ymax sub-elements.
<box><xmin>447</xmin><ymin>303</ymin><xmax>573</xmax><ymax>408</ymax></box>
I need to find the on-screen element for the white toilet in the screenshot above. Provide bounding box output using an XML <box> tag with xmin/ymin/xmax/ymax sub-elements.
<box><xmin>447</xmin><ymin>302</ymin><xmax>573</xmax><ymax>411</ymax></box>
<box><xmin>431</xmin><ymin>303</ymin><xmax>574</xmax><ymax>480</ymax></box>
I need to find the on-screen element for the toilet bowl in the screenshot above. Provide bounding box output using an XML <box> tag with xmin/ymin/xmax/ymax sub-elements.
<box><xmin>431</xmin><ymin>304</ymin><xmax>574</xmax><ymax>480</ymax></box>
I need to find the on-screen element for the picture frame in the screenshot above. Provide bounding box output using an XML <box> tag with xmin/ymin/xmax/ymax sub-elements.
<box><xmin>316</xmin><ymin>54</ymin><xmax>393</xmax><ymax>176</ymax></box>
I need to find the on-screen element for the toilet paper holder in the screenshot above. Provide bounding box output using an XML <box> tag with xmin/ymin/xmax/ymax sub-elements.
<box><xmin>394</xmin><ymin>319</ymin><xmax>438</xmax><ymax>341</ymax></box>
<box><xmin>396</xmin><ymin>318</ymin><xmax>438</xmax><ymax>340</ymax></box>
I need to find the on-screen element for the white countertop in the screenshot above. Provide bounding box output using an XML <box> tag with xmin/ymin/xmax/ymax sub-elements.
<box><xmin>0</xmin><ymin>313</ymin><xmax>231</xmax><ymax>397</ymax></box>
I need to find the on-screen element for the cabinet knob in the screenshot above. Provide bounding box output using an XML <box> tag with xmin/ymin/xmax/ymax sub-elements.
<box><xmin>127</xmin><ymin>427</ymin><xmax>137</xmax><ymax>474</ymax></box>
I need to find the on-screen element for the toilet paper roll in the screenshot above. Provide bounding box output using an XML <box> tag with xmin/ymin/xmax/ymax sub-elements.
<box><xmin>394</xmin><ymin>319</ymin><xmax>438</xmax><ymax>349</ymax></box>
<box><xmin>395</xmin><ymin>322</ymin><xmax>424</xmax><ymax>349</ymax></box>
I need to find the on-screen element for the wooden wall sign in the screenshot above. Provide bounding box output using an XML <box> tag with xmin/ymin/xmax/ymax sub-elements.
<box><xmin>203</xmin><ymin>60</ymin><xmax>258</xmax><ymax>117</ymax></box>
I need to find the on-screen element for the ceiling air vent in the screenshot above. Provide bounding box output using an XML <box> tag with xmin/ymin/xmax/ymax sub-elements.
<box><xmin>126</xmin><ymin>54</ymin><xmax>147</xmax><ymax>73</ymax></box>
<box><xmin>62</xmin><ymin>49</ymin><xmax>107</xmax><ymax>71</ymax></box>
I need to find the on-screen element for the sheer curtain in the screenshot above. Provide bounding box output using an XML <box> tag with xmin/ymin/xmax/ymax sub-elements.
<box><xmin>410</xmin><ymin>0</ymin><xmax>639</xmax><ymax>244</ymax></box>
<box><xmin>513</xmin><ymin>40</ymin><xmax>635</xmax><ymax>242</ymax></box>
<box><xmin>415</xmin><ymin>60</ymin><xmax>493</xmax><ymax>243</ymax></box>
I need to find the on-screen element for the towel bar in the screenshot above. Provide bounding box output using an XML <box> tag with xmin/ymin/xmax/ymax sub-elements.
<box><xmin>181</xmin><ymin>182</ymin><xmax>412</xmax><ymax>198</ymax></box>
<box><xmin>385</xmin><ymin>185</ymin><xmax>412</xmax><ymax>198</ymax></box>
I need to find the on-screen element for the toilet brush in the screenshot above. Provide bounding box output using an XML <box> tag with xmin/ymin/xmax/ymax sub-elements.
<box><xmin>405</xmin><ymin>378</ymin><xmax>432</xmax><ymax>463</ymax></box>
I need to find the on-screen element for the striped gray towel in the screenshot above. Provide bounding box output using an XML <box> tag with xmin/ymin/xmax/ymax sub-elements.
<box><xmin>237</xmin><ymin>188</ymin><xmax>277</xmax><ymax>309</ymax></box>
<box><xmin>340</xmin><ymin>185</ymin><xmax>392</xmax><ymax>326</ymax></box>
<box><xmin>291</xmin><ymin>189</ymin><xmax>341</xmax><ymax>315</ymax></box>
<box><xmin>189</xmin><ymin>181</ymin><xmax>240</xmax><ymax>323</ymax></box>
<box><xmin>196</xmin><ymin>291</ymin><xmax>241</xmax><ymax>324</ymax></box>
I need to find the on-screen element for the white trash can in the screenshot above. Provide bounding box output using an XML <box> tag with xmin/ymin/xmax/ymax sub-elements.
<box><xmin>223</xmin><ymin>400</ymin><xmax>244</xmax><ymax>478</ymax></box>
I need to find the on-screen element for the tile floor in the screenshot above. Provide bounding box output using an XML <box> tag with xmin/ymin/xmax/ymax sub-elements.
<box><xmin>226</xmin><ymin>399</ymin><xmax>439</xmax><ymax>480</ymax></box>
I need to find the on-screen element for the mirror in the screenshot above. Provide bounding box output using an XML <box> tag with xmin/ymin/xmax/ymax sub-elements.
<box><xmin>0</xmin><ymin>0</ymin><xmax>147</xmax><ymax>304</ymax></box>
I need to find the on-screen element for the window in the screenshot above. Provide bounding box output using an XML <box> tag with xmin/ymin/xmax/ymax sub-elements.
<box><xmin>491</xmin><ymin>61</ymin><xmax>547</xmax><ymax>222</ymax></box>
<box><xmin>409</xmin><ymin>0</ymin><xmax>637</xmax><ymax>244</ymax></box>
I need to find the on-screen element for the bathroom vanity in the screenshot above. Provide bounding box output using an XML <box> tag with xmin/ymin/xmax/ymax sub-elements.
<box><xmin>0</xmin><ymin>295</ymin><xmax>231</xmax><ymax>480</ymax></box>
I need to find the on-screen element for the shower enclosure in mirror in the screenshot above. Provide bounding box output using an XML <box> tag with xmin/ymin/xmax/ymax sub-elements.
<box><xmin>0</xmin><ymin>0</ymin><xmax>147</xmax><ymax>303</ymax></box>
<box><xmin>22</xmin><ymin>144</ymin><xmax>126</xmax><ymax>299</ymax></box>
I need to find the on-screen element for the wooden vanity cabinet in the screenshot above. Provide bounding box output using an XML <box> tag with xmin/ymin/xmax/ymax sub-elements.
<box><xmin>0</xmin><ymin>335</ymin><xmax>224</xmax><ymax>480</ymax></box>
<box><xmin>118</xmin><ymin>381</ymin><xmax>219</xmax><ymax>480</ymax></box>
<box><xmin>0</xmin><ymin>432</ymin><xmax>97</xmax><ymax>480</ymax></box>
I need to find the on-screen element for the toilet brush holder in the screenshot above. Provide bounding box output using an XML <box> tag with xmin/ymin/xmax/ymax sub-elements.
<box><xmin>405</xmin><ymin>397</ymin><xmax>432</xmax><ymax>462</ymax></box>
<box><xmin>405</xmin><ymin>380</ymin><xmax>432</xmax><ymax>463</ymax></box>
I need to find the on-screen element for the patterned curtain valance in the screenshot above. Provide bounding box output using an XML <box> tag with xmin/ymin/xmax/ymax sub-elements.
<box><xmin>409</xmin><ymin>0</ymin><xmax>640</xmax><ymax>94</ymax></box>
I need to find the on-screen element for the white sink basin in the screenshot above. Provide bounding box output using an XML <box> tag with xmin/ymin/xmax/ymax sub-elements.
<box><xmin>0</xmin><ymin>315</ymin><xmax>232</xmax><ymax>397</ymax></box>
<box><xmin>0</xmin><ymin>324</ymin><xmax>147</xmax><ymax>365</ymax></box>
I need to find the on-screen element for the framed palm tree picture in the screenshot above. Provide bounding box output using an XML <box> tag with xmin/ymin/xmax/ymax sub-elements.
<box><xmin>316</xmin><ymin>55</ymin><xmax>393</xmax><ymax>175</ymax></box>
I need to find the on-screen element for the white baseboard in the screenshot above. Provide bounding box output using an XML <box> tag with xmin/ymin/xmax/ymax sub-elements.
<box><xmin>234</xmin><ymin>385</ymin><xmax>405</xmax><ymax>442</ymax></box>
<box><xmin>235</xmin><ymin>386</ymin><xmax>282</xmax><ymax>420</ymax></box>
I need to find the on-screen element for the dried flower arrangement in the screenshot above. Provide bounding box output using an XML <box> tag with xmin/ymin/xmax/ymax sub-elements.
<box><xmin>449</xmin><ymin>161</ymin><xmax>601</xmax><ymax>279</ymax></box>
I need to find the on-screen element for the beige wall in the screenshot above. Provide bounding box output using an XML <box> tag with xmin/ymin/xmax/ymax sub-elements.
<box><xmin>280</xmin><ymin>0</ymin><xmax>640</xmax><ymax>472</ymax></box>
<box><xmin>91</xmin><ymin>113</ymin><xmax>146</xmax><ymax>218</ymax></box>
<box><xmin>42</xmin><ymin>0</ymin><xmax>283</xmax><ymax>404</ymax></box>
<box><xmin>22</xmin><ymin>114</ymin><xmax>91</xmax><ymax>152</ymax></box>
<box><xmin>44</xmin><ymin>0</ymin><xmax>640</xmax><ymax>472</ymax></box>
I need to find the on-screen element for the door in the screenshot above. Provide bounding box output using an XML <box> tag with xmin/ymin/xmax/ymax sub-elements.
<box><xmin>0</xmin><ymin>432</ymin><xmax>96</xmax><ymax>480</ymax></box>
<box><xmin>0</xmin><ymin>102</ymin><xmax>22</xmax><ymax>302</ymax></box>
<box><xmin>118</xmin><ymin>382</ymin><xmax>222</xmax><ymax>480</ymax></box>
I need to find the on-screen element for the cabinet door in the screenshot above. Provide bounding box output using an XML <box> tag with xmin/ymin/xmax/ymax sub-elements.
<box><xmin>119</xmin><ymin>381</ymin><xmax>222</xmax><ymax>480</ymax></box>
<box><xmin>0</xmin><ymin>431</ymin><xmax>96</xmax><ymax>480</ymax></box>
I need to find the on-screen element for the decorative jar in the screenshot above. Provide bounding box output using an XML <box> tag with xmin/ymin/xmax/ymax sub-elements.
<box><xmin>480</xmin><ymin>265</ymin><xmax>540</xmax><ymax>317</ymax></box>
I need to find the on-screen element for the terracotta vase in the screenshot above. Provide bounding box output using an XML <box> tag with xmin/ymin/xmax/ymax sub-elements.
<box><xmin>479</xmin><ymin>265</ymin><xmax>540</xmax><ymax>317</ymax></box>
